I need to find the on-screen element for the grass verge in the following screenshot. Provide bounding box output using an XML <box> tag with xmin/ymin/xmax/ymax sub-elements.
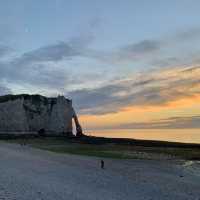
<box><xmin>3</xmin><ymin>137</ymin><xmax>200</xmax><ymax>160</ymax></box>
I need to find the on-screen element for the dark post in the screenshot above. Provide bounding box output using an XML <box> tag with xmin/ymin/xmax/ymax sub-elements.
<box><xmin>101</xmin><ymin>160</ymin><xmax>104</xmax><ymax>169</ymax></box>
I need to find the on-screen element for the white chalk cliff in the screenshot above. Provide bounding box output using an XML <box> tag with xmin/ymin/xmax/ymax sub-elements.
<box><xmin>0</xmin><ymin>94</ymin><xmax>83</xmax><ymax>136</ymax></box>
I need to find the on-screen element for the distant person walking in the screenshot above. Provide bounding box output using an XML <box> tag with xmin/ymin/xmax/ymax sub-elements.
<box><xmin>101</xmin><ymin>160</ymin><xmax>104</xmax><ymax>169</ymax></box>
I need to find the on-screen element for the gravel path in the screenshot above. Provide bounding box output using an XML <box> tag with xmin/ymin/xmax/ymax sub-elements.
<box><xmin>0</xmin><ymin>142</ymin><xmax>199</xmax><ymax>200</ymax></box>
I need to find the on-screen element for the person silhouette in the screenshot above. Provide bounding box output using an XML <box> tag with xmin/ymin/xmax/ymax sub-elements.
<box><xmin>101</xmin><ymin>160</ymin><xmax>104</xmax><ymax>169</ymax></box>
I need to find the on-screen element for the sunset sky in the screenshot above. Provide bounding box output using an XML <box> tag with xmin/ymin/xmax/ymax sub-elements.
<box><xmin>0</xmin><ymin>0</ymin><xmax>200</xmax><ymax>132</ymax></box>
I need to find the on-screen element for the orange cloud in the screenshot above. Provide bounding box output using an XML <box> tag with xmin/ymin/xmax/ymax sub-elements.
<box><xmin>80</xmin><ymin>93</ymin><xmax>200</xmax><ymax>130</ymax></box>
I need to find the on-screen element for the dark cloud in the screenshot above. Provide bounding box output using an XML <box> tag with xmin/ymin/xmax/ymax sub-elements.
<box><xmin>0</xmin><ymin>33</ymin><xmax>96</xmax><ymax>91</ymax></box>
<box><xmin>0</xmin><ymin>85</ymin><xmax>11</xmax><ymax>95</ymax></box>
<box><xmin>0</xmin><ymin>27</ymin><xmax>200</xmax><ymax>101</ymax></box>
<box><xmin>111</xmin><ymin>39</ymin><xmax>160</xmax><ymax>62</ymax></box>
<box><xmin>0</xmin><ymin>36</ymin><xmax>145</xmax><ymax>92</ymax></box>
<box><xmin>111</xmin><ymin>27</ymin><xmax>200</xmax><ymax>67</ymax></box>
<box><xmin>122</xmin><ymin>40</ymin><xmax>160</xmax><ymax>54</ymax></box>
<box><xmin>9</xmin><ymin>31</ymin><xmax>96</xmax><ymax>68</ymax></box>
<box><xmin>67</xmin><ymin>66</ymin><xmax>200</xmax><ymax>115</ymax></box>
<box><xmin>67</xmin><ymin>84</ymin><xmax>126</xmax><ymax>114</ymax></box>
<box><xmin>115</xmin><ymin>116</ymin><xmax>200</xmax><ymax>129</ymax></box>
<box><xmin>15</xmin><ymin>42</ymin><xmax>80</xmax><ymax>64</ymax></box>
<box><xmin>1</xmin><ymin>26</ymin><xmax>199</xmax><ymax>91</ymax></box>
<box><xmin>0</xmin><ymin>62</ymin><xmax>71</xmax><ymax>90</ymax></box>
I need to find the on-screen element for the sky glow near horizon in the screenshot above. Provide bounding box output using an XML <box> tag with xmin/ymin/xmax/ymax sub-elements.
<box><xmin>0</xmin><ymin>0</ymin><xmax>200</xmax><ymax>131</ymax></box>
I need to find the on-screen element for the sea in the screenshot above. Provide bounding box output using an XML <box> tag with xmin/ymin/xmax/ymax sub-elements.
<box><xmin>85</xmin><ymin>129</ymin><xmax>200</xmax><ymax>144</ymax></box>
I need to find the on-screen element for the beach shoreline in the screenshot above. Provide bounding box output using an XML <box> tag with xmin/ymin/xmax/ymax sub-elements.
<box><xmin>0</xmin><ymin>142</ymin><xmax>199</xmax><ymax>200</ymax></box>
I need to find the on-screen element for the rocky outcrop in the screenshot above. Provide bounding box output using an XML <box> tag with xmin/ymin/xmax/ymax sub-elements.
<box><xmin>0</xmin><ymin>94</ymin><xmax>83</xmax><ymax>136</ymax></box>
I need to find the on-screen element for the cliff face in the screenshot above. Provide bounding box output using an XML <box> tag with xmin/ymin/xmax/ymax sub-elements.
<box><xmin>0</xmin><ymin>94</ymin><xmax>81</xmax><ymax>135</ymax></box>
